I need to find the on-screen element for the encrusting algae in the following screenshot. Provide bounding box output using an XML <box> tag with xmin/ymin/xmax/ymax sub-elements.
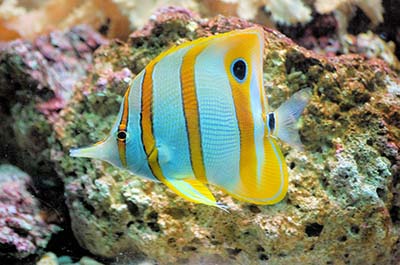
<box><xmin>52</xmin><ymin>9</ymin><xmax>400</xmax><ymax>263</ymax></box>
<box><xmin>0</xmin><ymin>6</ymin><xmax>399</xmax><ymax>265</ymax></box>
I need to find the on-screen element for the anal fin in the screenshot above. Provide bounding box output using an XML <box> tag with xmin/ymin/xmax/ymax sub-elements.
<box><xmin>161</xmin><ymin>177</ymin><xmax>228</xmax><ymax>211</ymax></box>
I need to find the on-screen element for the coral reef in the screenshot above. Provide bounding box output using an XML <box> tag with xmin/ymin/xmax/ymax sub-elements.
<box><xmin>0</xmin><ymin>24</ymin><xmax>106</xmax><ymax>175</ymax></box>
<box><xmin>3</xmin><ymin>0</ymin><xmax>398</xmax><ymax>66</ymax></box>
<box><xmin>0</xmin><ymin>164</ymin><xmax>60</xmax><ymax>259</ymax></box>
<box><xmin>352</xmin><ymin>31</ymin><xmax>400</xmax><ymax>69</ymax></box>
<box><xmin>200</xmin><ymin>0</ymin><xmax>384</xmax><ymax>27</ymax></box>
<box><xmin>36</xmin><ymin>252</ymin><xmax>106</xmax><ymax>265</ymax></box>
<box><xmin>54</xmin><ymin>8</ymin><xmax>400</xmax><ymax>264</ymax></box>
<box><xmin>277</xmin><ymin>10</ymin><xmax>400</xmax><ymax>71</ymax></box>
<box><xmin>1</xmin><ymin>5</ymin><xmax>399</xmax><ymax>265</ymax></box>
<box><xmin>0</xmin><ymin>0</ymin><xmax>130</xmax><ymax>41</ymax></box>
<box><xmin>0</xmin><ymin>0</ymin><xmax>388</xmax><ymax>45</ymax></box>
<box><xmin>0</xmin><ymin>24</ymin><xmax>108</xmax><ymax>263</ymax></box>
<box><xmin>0</xmin><ymin>0</ymin><xmax>200</xmax><ymax>41</ymax></box>
<box><xmin>265</xmin><ymin>0</ymin><xmax>312</xmax><ymax>25</ymax></box>
<box><xmin>315</xmin><ymin>0</ymin><xmax>384</xmax><ymax>29</ymax></box>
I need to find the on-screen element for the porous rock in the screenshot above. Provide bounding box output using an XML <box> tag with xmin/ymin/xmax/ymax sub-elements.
<box><xmin>0</xmin><ymin>165</ymin><xmax>60</xmax><ymax>259</ymax></box>
<box><xmin>54</xmin><ymin>8</ymin><xmax>400</xmax><ymax>264</ymax></box>
<box><xmin>0</xmin><ymin>24</ymin><xmax>108</xmax><ymax>262</ymax></box>
<box><xmin>0</xmin><ymin>24</ymin><xmax>108</xmax><ymax>228</ymax></box>
<box><xmin>1</xmin><ymin>7</ymin><xmax>399</xmax><ymax>265</ymax></box>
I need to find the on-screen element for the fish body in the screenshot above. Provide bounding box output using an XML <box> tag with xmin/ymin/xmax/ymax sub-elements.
<box><xmin>70</xmin><ymin>27</ymin><xmax>311</xmax><ymax>209</ymax></box>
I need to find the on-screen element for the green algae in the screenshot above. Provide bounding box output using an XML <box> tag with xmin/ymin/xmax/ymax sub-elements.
<box><xmin>0</xmin><ymin>12</ymin><xmax>399</xmax><ymax>264</ymax></box>
<box><xmin>54</xmin><ymin>20</ymin><xmax>400</xmax><ymax>263</ymax></box>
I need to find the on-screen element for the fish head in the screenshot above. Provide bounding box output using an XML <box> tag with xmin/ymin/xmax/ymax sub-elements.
<box><xmin>69</xmin><ymin>91</ymin><xmax>135</xmax><ymax>170</ymax></box>
<box><xmin>224</xmin><ymin>27</ymin><xmax>264</xmax><ymax>87</ymax></box>
<box><xmin>69</xmin><ymin>120</ymin><xmax>125</xmax><ymax>169</ymax></box>
<box><xmin>197</xmin><ymin>27</ymin><xmax>265</xmax><ymax>100</ymax></box>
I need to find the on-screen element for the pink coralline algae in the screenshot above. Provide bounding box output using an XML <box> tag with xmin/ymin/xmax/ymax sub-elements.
<box><xmin>94</xmin><ymin>67</ymin><xmax>132</xmax><ymax>93</ymax></box>
<box><xmin>0</xmin><ymin>25</ymin><xmax>108</xmax><ymax>121</ymax></box>
<box><xmin>0</xmin><ymin>165</ymin><xmax>60</xmax><ymax>259</ymax></box>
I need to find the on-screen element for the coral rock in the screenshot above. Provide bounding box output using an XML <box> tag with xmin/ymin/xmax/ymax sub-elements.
<box><xmin>0</xmin><ymin>0</ymin><xmax>131</xmax><ymax>41</ymax></box>
<box><xmin>1</xmin><ymin>7</ymin><xmax>399</xmax><ymax>265</ymax></box>
<box><xmin>36</xmin><ymin>252</ymin><xmax>58</xmax><ymax>265</ymax></box>
<box><xmin>0</xmin><ymin>165</ymin><xmax>60</xmax><ymax>259</ymax></box>
<box><xmin>0</xmin><ymin>24</ymin><xmax>107</xmax><ymax>119</ymax></box>
<box><xmin>53</xmin><ymin>9</ymin><xmax>399</xmax><ymax>264</ymax></box>
<box><xmin>0</xmin><ymin>24</ymin><xmax>108</xmax><ymax>262</ymax></box>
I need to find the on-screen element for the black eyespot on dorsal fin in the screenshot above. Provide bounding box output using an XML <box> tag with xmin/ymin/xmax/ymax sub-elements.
<box><xmin>268</xmin><ymin>112</ymin><xmax>275</xmax><ymax>132</ymax></box>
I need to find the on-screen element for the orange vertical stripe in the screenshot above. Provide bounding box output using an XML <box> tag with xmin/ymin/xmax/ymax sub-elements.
<box><xmin>140</xmin><ymin>63</ymin><xmax>165</xmax><ymax>182</ymax></box>
<box><xmin>117</xmin><ymin>85</ymin><xmax>131</xmax><ymax>168</ymax></box>
<box><xmin>141</xmin><ymin>65</ymin><xmax>155</xmax><ymax>159</ymax></box>
<box><xmin>140</xmin><ymin>42</ymin><xmax>205</xmax><ymax>182</ymax></box>
<box><xmin>180</xmin><ymin>43</ymin><xmax>209</xmax><ymax>183</ymax></box>
<box><xmin>224</xmin><ymin>42</ymin><xmax>258</xmax><ymax>194</ymax></box>
<box><xmin>229</xmin><ymin>80</ymin><xmax>258</xmax><ymax>193</ymax></box>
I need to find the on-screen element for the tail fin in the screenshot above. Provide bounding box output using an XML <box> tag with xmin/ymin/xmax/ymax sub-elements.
<box><xmin>272</xmin><ymin>88</ymin><xmax>312</xmax><ymax>149</ymax></box>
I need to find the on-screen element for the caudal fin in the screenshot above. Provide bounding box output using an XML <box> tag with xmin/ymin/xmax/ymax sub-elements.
<box><xmin>273</xmin><ymin>88</ymin><xmax>311</xmax><ymax>149</ymax></box>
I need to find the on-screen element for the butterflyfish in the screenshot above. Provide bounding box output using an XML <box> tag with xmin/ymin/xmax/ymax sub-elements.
<box><xmin>70</xmin><ymin>27</ymin><xmax>311</xmax><ymax>210</ymax></box>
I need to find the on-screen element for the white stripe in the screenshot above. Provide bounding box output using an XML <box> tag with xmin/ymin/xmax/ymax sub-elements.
<box><xmin>249</xmin><ymin>62</ymin><xmax>265</xmax><ymax>186</ymax></box>
<box><xmin>151</xmin><ymin>46</ymin><xmax>193</xmax><ymax>179</ymax></box>
<box><xmin>194</xmin><ymin>44</ymin><xmax>240</xmax><ymax>188</ymax></box>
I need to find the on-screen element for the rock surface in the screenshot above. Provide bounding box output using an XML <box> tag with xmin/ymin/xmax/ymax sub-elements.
<box><xmin>0</xmin><ymin>24</ymin><xmax>108</xmax><ymax>263</ymax></box>
<box><xmin>36</xmin><ymin>252</ymin><xmax>105</xmax><ymax>265</ymax></box>
<box><xmin>56</xmin><ymin>8</ymin><xmax>400</xmax><ymax>264</ymax></box>
<box><xmin>0</xmin><ymin>24</ymin><xmax>107</xmax><ymax>227</ymax></box>
<box><xmin>0</xmin><ymin>165</ymin><xmax>60</xmax><ymax>259</ymax></box>
<box><xmin>1</xmin><ymin>7</ymin><xmax>399</xmax><ymax>265</ymax></box>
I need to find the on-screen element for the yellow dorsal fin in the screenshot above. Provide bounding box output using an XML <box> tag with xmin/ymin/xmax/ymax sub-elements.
<box><xmin>151</xmin><ymin>27</ymin><xmax>263</xmax><ymax>64</ymax></box>
<box><xmin>161</xmin><ymin>177</ymin><xmax>228</xmax><ymax>210</ymax></box>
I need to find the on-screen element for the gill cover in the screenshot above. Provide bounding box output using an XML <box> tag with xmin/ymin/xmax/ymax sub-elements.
<box><xmin>69</xmin><ymin>91</ymin><xmax>129</xmax><ymax>169</ymax></box>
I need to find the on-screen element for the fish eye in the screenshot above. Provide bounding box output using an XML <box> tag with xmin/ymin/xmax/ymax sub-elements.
<box><xmin>231</xmin><ymin>58</ymin><xmax>247</xmax><ymax>82</ymax></box>
<box><xmin>117</xmin><ymin>130</ymin><xmax>127</xmax><ymax>141</ymax></box>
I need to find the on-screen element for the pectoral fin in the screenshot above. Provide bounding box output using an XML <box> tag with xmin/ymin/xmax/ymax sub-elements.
<box><xmin>161</xmin><ymin>177</ymin><xmax>228</xmax><ymax>210</ymax></box>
